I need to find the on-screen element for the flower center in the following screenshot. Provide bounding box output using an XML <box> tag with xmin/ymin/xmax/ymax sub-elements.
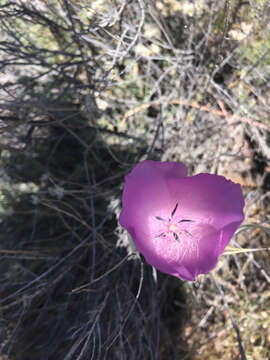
<box><xmin>155</xmin><ymin>203</ymin><xmax>194</xmax><ymax>243</ymax></box>
<box><xmin>168</xmin><ymin>223</ymin><xmax>177</xmax><ymax>232</ymax></box>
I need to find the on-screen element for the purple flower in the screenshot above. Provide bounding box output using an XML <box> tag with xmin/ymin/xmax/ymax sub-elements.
<box><xmin>119</xmin><ymin>160</ymin><xmax>245</xmax><ymax>281</ymax></box>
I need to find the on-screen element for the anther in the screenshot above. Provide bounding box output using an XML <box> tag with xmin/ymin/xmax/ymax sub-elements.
<box><xmin>173</xmin><ymin>232</ymin><xmax>180</xmax><ymax>242</ymax></box>
<box><xmin>183</xmin><ymin>229</ymin><xmax>193</xmax><ymax>238</ymax></box>
<box><xmin>178</xmin><ymin>219</ymin><xmax>194</xmax><ymax>223</ymax></box>
<box><xmin>155</xmin><ymin>216</ymin><xmax>166</xmax><ymax>221</ymax></box>
<box><xmin>156</xmin><ymin>232</ymin><xmax>165</xmax><ymax>238</ymax></box>
<box><xmin>171</xmin><ymin>203</ymin><xmax>178</xmax><ymax>218</ymax></box>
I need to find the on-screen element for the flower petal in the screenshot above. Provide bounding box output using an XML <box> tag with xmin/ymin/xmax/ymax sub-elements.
<box><xmin>167</xmin><ymin>173</ymin><xmax>244</xmax><ymax>251</ymax></box>
<box><xmin>119</xmin><ymin>160</ymin><xmax>187</xmax><ymax>243</ymax></box>
<box><xmin>133</xmin><ymin>222</ymin><xmax>220</xmax><ymax>281</ymax></box>
<box><xmin>119</xmin><ymin>161</ymin><xmax>245</xmax><ymax>281</ymax></box>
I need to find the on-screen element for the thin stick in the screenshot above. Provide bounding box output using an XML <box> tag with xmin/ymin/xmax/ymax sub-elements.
<box><xmin>211</xmin><ymin>274</ymin><xmax>247</xmax><ymax>360</ymax></box>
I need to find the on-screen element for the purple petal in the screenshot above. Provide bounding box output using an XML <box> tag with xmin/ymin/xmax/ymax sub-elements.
<box><xmin>167</xmin><ymin>174</ymin><xmax>245</xmax><ymax>251</ymax></box>
<box><xmin>120</xmin><ymin>160</ymin><xmax>187</xmax><ymax>236</ymax></box>
<box><xmin>119</xmin><ymin>161</ymin><xmax>244</xmax><ymax>281</ymax></box>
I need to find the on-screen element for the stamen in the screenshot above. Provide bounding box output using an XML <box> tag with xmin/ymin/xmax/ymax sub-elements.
<box><xmin>155</xmin><ymin>216</ymin><xmax>166</xmax><ymax>221</ymax></box>
<box><xmin>171</xmin><ymin>203</ymin><xmax>178</xmax><ymax>218</ymax></box>
<box><xmin>154</xmin><ymin>205</ymin><xmax>194</xmax><ymax>243</ymax></box>
<box><xmin>156</xmin><ymin>232</ymin><xmax>165</xmax><ymax>238</ymax></box>
<box><xmin>173</xmin><ymin>232</ymin><xmax>180</xmax><ymax>242</ymax></box>
<box><xmin>183</xmin><ymin>229</ymin><xmax>193</xmax><ymax>238</ymax></box>
<box><xmin>178</xmin><ymin>219</ymin><xmax>194</xmax><ymax>223</ymax></box>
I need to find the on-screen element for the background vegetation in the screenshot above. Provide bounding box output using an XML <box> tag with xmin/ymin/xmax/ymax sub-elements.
<box><xmin>0</xmin><ymin>0</ymin><xmax>269</xmax><ymax>359</ymax></box>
